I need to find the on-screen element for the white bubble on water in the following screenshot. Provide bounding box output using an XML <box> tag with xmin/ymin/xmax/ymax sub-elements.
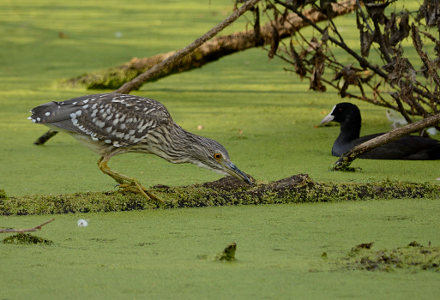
<box><xmin>77</xmin><ymin>219</ymin><xmax>88</xmax><ymax>227</ymax></box>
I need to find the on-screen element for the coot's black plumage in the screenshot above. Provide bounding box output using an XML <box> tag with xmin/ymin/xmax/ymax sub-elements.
<box><xmin>320</xmin><ymin>102</ymin><xmax>440</xmax><ymax>160</ymax></box>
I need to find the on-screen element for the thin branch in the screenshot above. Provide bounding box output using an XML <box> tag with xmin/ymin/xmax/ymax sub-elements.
<box><xmin>412</xmin><ymin>24</ymin><xmax>440</xmax><ymax>87</ymax></box>
<box><xmin>356</xmin><ymin>0</ymin><xmax>374</xmax><ymax>33</ymax></box>
<box><xmin>372</xmin><ymin>18</ymin><xmax>392</xmax><ymax>63</ymax></box>
<box><xmin>328</xmin><ymin>17</ymin><xmax>346</xmax><ymax>45</ymax></box>
<box><xmin>390</xmin><ymin>92</ymin><xmax>413</xmax><ymax>124</ymax></box>
<box><xmin>0</xmin><ymin>218</ymin><xmax>55</xmax><ymax>233</ymax></box>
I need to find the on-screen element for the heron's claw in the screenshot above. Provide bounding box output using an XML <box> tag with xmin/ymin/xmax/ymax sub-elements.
<box><xmin>98</xmin><ymin>156</ymin><xmax>163</xmax><ymax>205</ymax></box>
<box><xmin>117</xmin><ymin>181</ymin><xmax>164</xmax><ymax>205</ymax></box>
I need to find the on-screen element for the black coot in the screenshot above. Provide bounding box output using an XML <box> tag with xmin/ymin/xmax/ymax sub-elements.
<box><xmin>320</xmin><ymin>102</ymin><xmax>440</xmax><ymax>160</ymax></box>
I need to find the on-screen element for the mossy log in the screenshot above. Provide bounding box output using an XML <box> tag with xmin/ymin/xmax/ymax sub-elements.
<box><xmin>65</xmin><ymin>0</ymin><xmax>357</xmax><ymax>90</ymax></box>
<box><xmin>1</xmin><ymin>174</ymin><xmax>438</xmax><ymax>215</ymax></box>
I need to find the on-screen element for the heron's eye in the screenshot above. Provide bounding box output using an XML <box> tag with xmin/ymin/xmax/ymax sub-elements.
<box><xmin>213</xmin><ymin>153</ymin><xmax>222</xmax><ymax>160</ymax></box>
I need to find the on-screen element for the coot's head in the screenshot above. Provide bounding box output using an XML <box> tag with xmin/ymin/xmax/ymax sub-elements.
<box><xmin>320</xmin><ymin>102</ymin><xmax>361</xmax><ymax>125</ymax></box>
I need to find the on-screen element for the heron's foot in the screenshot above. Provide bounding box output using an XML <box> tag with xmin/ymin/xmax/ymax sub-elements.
<box><xmin>97</xmin><ymin>156</ymin><xmax>164</xmax><ymax>205</ymax></box>
<box><xmin>118</xmin><ymin>181</ymin><xmax>164</xmax><ymax>205</ymax></box>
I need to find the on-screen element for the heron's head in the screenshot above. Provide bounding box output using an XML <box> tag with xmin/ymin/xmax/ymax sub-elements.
<box><xmin>188</xmin><ymin>136</ymin><xmax>253</xmax><ymax>185</ymax></box>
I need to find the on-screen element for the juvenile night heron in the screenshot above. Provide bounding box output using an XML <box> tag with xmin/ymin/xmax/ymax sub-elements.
<box><xmin>30</xmin><ymin>93</ymin><xmax>252</xmax><ymax>201</ymax></box>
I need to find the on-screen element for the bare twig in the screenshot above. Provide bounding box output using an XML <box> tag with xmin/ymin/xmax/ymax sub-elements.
<box><xmin>356</xmin><ymin>0</ymin><xmax>373</xmax><ymax>33</ymax></box>
<box><xmin>274</xmin><ymin>0</ymin><xmax>439</xmax><ymax>118</ymax></box>
<box><xmin>274</xmin><ymin>0</ymin><xmax>387</xmax><ymax>76</ymax></box>
<box><xmin>372</xmin><ymin>17</ymin><xmax>392</xmax><ymax>63</ymax></box>
<box><xmin>412</xmin><ymin>24</ymin><xmax>440</xmax><ymax>87</ymax></box>
<box><xmin>0</xmin><ymin>218</ymin><xmax>55</xmax><ymax>233</ymax></box>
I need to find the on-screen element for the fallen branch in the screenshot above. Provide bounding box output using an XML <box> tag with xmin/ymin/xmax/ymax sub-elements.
<box><xmin>115</xmin><ymin>0</ymin><xmax>261</xmax><ymax>94</ymax></box>
<box><xmin>0</xmin><ymin>218</ymin><xmax>55</xmax><ymax>233</ymax></box>
<box><xmin>332</xmin><ymin>113</ymin><xmax>440</xmax><ymax>171</ymax></box>
<box><xmin>66</xmin><ymin>0</ymin><xmax>357</xmax><ymax>90</ymax></box>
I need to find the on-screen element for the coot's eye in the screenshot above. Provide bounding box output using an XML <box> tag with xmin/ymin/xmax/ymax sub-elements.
<box><xmin>213</xmin><ymin>153</ymin><xmax>222</xmax><ymax>160</ymax></box>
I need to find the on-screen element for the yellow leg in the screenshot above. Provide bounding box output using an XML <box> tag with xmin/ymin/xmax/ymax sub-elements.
<box><xmin>97</xmin><ymin>156</ymin><xmax>163</xmax><ymax>204</ymax></box>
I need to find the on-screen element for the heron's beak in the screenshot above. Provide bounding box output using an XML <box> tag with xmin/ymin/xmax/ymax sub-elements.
<box><xmin>222</xmin><ymin>161</ymin><xmax>253</xmax><ymax>185</ymax></box>
<box><xmin>320</xmin><ymin>113</ymin><xmax>335</xmax><ymax>125</ymax></box>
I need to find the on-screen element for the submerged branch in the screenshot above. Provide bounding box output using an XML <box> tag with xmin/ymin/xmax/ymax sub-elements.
<box><xmin>1</xmin><ymin>175</ymin><xmax>438</xmax><ymax>215</ymax></box>
<box><xmin>0</xmin><ymin>218</ymin><xmax>55</xmax><ymax>233</ymax></box>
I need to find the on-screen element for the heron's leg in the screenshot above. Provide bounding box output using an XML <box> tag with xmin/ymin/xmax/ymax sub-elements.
<box><xmin>98</xmin><ymin>156</ymin><xmax>134</xmax><ymax>184</ymax></box>
<box><xmin>97</xmin><ymin>156</ymin><xmax>163</xmax><ymax>203</ymax></box>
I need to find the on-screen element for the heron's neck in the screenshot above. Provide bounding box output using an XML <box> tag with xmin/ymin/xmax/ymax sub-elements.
<box><xmin>151</xmin><ymin>123</ymin><xmax>205</xmax><ymax>164</ymax></box>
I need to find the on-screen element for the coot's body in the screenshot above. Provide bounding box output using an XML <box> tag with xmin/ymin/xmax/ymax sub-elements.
<box><xmin>320</xmin><ymin>103</ymin><xmax>440</xmax><ymax>160</ymax></box>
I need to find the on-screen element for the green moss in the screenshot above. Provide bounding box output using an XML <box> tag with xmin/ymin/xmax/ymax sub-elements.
<box><xmin>1</xmin><ymin>176</ymin><xmax>438</xmax><ymax>215</ymax></box>
<box><xmin>1</xmin><ymin>198</ymin><xmax>440</xmax><ymax>298</ymax></box>
<box><xmin>215</xmin><ymin>242</ymin><xmax>237</xmax><ymax>261</ymax></box>
<box><xmin>0</xmin><ymin>191</ymin><xmax>157</xmax><ymax>216</ymax></box>
<box><xmin>3</xmin><ymin>233</ymin><xmax>53</xmax><ymax>245</ymax></box>
<box><xmin>63</xmin><ymin>67</ymin><xmax>142</xmax><ymax>90</ymax></box>
<box><xmin>339</xmin><ymin>241</ymin><xmax>440</xmax><ymax>272</ymax></box>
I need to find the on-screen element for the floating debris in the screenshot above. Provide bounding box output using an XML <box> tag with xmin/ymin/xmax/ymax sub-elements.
<box><xmin>215</xmin><ymin>242</ymin><xmax>237</xmax><ymax>261</ymax></box>
<box><xmin>3</xmin><ymin>233</ymin><xmax>53</xmax><ymax>245</ymax></box>
<box><xmin>77</xmin><ymin>219</ymin><xmax>89</xmax><ymax>227</ymax></box>
<box><xmin>339</xmin><ymin>241</ymin><xmax>440</xmax><ymax>272</ymax></box>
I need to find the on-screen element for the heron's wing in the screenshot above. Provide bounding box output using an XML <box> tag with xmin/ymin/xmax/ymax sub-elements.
<box><xmin>30</xmin><ymin>93</ymin><xmax>172</xmax><ymax>147</ymax></box>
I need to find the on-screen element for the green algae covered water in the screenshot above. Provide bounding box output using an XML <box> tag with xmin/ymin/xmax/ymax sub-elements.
<box><xmin>1</xmin><ymin>198</ymin><xmax>439</xmax><ymax>299</ymax></box>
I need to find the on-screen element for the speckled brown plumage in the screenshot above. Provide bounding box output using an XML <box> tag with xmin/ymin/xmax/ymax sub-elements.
<box><xmin>30</xmin><ymin>93</ymin><xmax>252</xmax><ymax>202</ymax></box>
